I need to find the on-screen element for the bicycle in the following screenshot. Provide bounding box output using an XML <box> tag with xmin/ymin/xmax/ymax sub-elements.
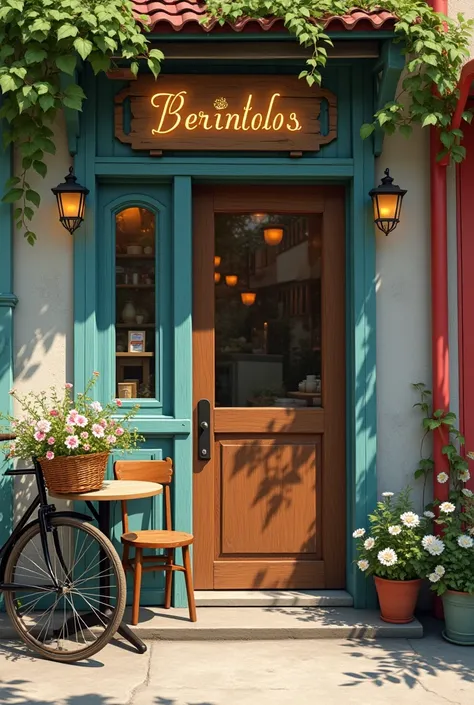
<box><xmin>0</xmin><ymin>435</ymin><xmax>126</xmax><ymax>662</ymax></box>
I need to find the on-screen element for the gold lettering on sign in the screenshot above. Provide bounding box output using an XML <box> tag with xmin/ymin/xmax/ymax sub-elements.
<box><xmin>149</xmin><ymin>91</ymin><xmax>303</xmax><ymax>135</ymax></box>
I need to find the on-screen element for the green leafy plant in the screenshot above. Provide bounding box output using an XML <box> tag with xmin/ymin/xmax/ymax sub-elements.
<box><xmin>412</xmin><ymin>382</ymin><xmax>474</xmax><ymax>595</ymax></box>
<box><xmin>0</xmin><ymin>372</ymin><xmax>142</xmax><ymax>459</ymax></box>
<box><xmin>353</xmin><ymin>488</ymin><xmax>427</xmax><ymax>581</ymax></box>
<box><xmin>205</xmin><ymin>0</ymin><xmax>474</xmax><ymax>162</ymax></box>
<box><xmin>0</xmin><ymin>0</ymin><xmax>163</xmax><ymax>244</ymax></box>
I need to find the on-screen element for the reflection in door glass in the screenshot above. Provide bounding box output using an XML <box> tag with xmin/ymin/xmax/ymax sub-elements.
<box><xmin>215</xmin><ymin>213</ymin><xmax>322</xmax><ymax>408</ymax></box>
<box><xmin>115</xmin><ymin>207</ymin><xmax>156</xmax><ymax>399</ymax></box>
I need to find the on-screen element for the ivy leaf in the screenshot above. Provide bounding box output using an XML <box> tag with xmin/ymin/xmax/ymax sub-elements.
<box><xmin>149</xmin><ymin>49</ymin><xmax>165</xmax><ymax>61</ymax></box>
<box><xmin>25</xmin><ymin>189</ymin><xmax>40</xmax><ymax>207</ymax></box>
<box><xmin>24</xmin><ymin>206</ymin><xmax>34</xmax><ymax>221</ymax></box>
<box><xmin>360</xmin><ymin>123</ymin><xmax>375</xmax><ymax>139</ymax></box>
<box><xmin>33</xmin><ymin>160</ymin><xmax>47</xmax><ymax>178</ymax></box>
<box><xmin>73</xmin><ymin>38</ymin><xmax>93</xmax><ymax>61</ymax></box>
<box><xmin>56</xmin><ymin>55</ymin><xmax>77</xmax><ymax>76</ymax></box>
<box><xmin>0</xmin><ymin>75</ymin><xmax>19</xmax><ymax>94</ymax></box>
<box><xmin>2</xmin><ymin>188</ymin><xmax>24</xmax><ymax>203</ymax></box>
<box><xmin>88</xmin><ymin>52</ymin><xmax>111</xmax><ymax>75</ymax></box>
<box><xmin>57</xmin><ymin>24</ymin><xmax>78</xmax><ymax>41</ymax></box>
<box><xmin>25</xmin><ymin>231</ymin><xmax>37</xmax><ymax>246</ymax></box>
<box><xmin>63</xmin><ymin>82</ymin><xmax>86</xmax><ymax>111</ymax></box>
<box><xmin>422</xmin><ymin>114</ymin><xmax>438</xmax><ymax>128</ymax></box>
<box><xmin>25</xmin><ymin>47</ymin><xmax>47</xmax><ymax>65</ymax></box>
<box><xmin>5</xmin><ymin>176</ymin><xmax>21</xmax><ymax>189</ymax></box>
<box><xmin>39</xmin><ymin>94</ymin><xmax>55</xmax><ymax>112</ymax></box>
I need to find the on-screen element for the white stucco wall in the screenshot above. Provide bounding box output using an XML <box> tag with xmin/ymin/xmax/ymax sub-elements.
<box><xmin>375</xmin><ymin>125</ymin><xmax>432</xmax><ymax>503</ymax></box>
<box><xmin>12</xmin><ymin>115</ymin><xmax>72</xmax><ymax>515</ymax></box>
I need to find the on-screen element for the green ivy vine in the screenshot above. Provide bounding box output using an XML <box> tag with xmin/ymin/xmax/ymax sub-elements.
<box><xmin>205</xmin><ymin>0</ymin><xmax>474</xmax><ymax>157</ymax></box>
<box><xmin>0</xmin><ymin>0</ymin><xmax>473</xmax><ymax>243</ymax></box>
<box><xmin>0</xmin><ymin>0</ymin><xmax>163</xmax><ymax>244</ymax></box>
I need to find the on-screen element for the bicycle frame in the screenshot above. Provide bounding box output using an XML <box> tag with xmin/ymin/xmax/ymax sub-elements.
<box><xmin>0</xmin><ymin>458</ymin><xmax>91</xmax><ymax>594</ymax></box>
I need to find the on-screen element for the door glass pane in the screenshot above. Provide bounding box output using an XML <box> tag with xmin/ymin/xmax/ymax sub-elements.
<box><xmin>115</xmin><ymin>207</ymin><xmax>156</xmax><ymax>399</ymax></box>
<box><xmin>215</xmin><ymin>213</ymin><xmax>322</xmax><ymax>408</ymax></box>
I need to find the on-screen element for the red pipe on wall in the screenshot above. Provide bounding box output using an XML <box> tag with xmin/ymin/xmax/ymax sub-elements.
<box><xmin>429</xmin><ymin>0</ymin><xmax>450</xmax><ymax>509</ymax></box>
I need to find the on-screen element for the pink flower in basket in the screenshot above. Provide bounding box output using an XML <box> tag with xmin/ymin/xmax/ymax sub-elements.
<box><xmin>34</xmin><ymin>431</ymin><xmax>46</xmax><ymax>442</ymax></box>
<box><xmin>46</xmin><ymin>451</ymin><xmax>55</xmax><ymax>460</ymax></box>
<box><xmin>99</xmin><ymin>418</ymin><xmax>107</xmax><ymax>428</ymax></box>
<box><xmin>92</xmin><ymin>424</ymin><xmax>105</xmax><ymax>439</ymax></box>
<box><xmin>80</xmin><ymin>431</ymin><xmax>89</xmax><ymax>440</ymax></box>
<box><xmin>65</xmin><ymin>435</ymin><xmax>80</xmax><ymax>450</ymax></box>
<box><xmin>106</xmin><ymin>435</ymin><xmax>117</xmax><ymax>445</ymax></box>
<box><xmin>47</xmin><ymin>436</ymin><xmax>55</xmax><ymax>445</ymax></box>
<box><xmin>50</xmin><ymin>409</ymin><xmax>59</xmax><ymax>417</ymax></box>
<box><xmin>116</xmin><ymin>427</ymin><xmax>124</xmax><ymax>436</ymax></box>
<box><xmin>75</xmin><ymin>415</ymin><xmax>88</xmax><ymax>428</ymax></box>
<box><xmin>65</xmin><ymin>425</ymin><xmax>75</xmax><ymax>434</ymax></box>
<box><xmin>90</xmin><ymin>401</ymin><xmax>102</xmax><ymax>412</ymax></box>
<box><xmin>83</xmin><ymin>444</ymin><xmax>91</xmax><ymax>451</ymax></box>
<box><xmin>36</xmin><ymin>419</ymin><xmax>51</xmax><ymax>433</ymax></box>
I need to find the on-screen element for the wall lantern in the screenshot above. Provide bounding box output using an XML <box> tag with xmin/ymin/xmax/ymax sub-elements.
<box><xmin>263</xmin><ymin>226</ymin><xmax>284</xmax><ymax>246</ymax></box>
<box><xmin>369</xmin><ymin>168</ymin><xmax>406</xmax><ymax>236</ymax></box>
<box><xmin>51</xmin><ymin>167</ymin><xmax>89</xmax><ymax>235</ymax></box>
<box><xmin>214</xmin><ymin>272</ymin><xmax>221</xmax><ymax>283</ymax></box>
<box><xmin>214</xmin><ymin>255</ymin><xmax>221</xmax><ymax>267</ymax></box>
<box><xmin>241</xmin><ymin>292</ymin><xmax>256</xmax><ymax>307</ymax></box>
<box><xmin>225</xmin><ymin>275</ymin><xmax>238</xmax><ymax>287</ymax></box>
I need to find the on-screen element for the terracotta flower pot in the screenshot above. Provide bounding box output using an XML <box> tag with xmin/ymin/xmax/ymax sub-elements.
<box><xmin>374</xmin><ymin>576</ymin><xmax>422</xmax><ymax>624</ymax></box>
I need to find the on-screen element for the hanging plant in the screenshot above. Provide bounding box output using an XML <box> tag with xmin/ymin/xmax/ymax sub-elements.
<box><xmin>204</xmin><ymin>0</ymin><xmax>474</xmax><ymax>159</ymax></box>
<box><xmin>0</xmin><ymin>0</ymin><xmax>163</xmax><ymax>244</ymax></box>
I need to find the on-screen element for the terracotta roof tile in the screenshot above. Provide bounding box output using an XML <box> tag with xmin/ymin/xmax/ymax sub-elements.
<box><xmin>132</xmin><ymin>2</ymin><xmax>397</xmax><ymax>33</ymax></box>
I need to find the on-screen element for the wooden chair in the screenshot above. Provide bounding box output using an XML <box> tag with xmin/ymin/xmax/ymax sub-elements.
<box><xmin>114</xmin><ymin>458</ymin><xmax>197</xmax><ymax>625</ymax></box>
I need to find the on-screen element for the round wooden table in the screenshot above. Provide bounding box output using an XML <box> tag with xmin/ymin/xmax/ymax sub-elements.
<box><xmin>49</xmin><ymin>480</ymin><xmax>162</xmax><ymax>654</ymax></box>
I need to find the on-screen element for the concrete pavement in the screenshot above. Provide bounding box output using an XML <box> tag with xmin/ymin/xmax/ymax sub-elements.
<box><xmin>1</xmin><ymin>621</ymin><xmax>473</xmax><ymax>705</ymax></box>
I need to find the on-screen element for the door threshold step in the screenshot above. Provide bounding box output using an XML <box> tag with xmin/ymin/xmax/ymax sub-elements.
<box><xmin>123</xmin><ymin>606</ymin><xmax>423</xmax><ymax>640</ymax></box>
<box><xmin>194</xmin><ymin>590</ymin><xmax>353</xmax><ymax>607</ymax></box>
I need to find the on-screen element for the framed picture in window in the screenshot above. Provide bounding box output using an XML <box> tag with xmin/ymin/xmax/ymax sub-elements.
<box><xmin>128</xmin><ymin>330</ymin><xmax>146</xmax><ymax>353</ymax></box>
<box><xmin>117</xmin><ymin>381</ymin><xmax>138</xmax><ymax>399</ymax></box>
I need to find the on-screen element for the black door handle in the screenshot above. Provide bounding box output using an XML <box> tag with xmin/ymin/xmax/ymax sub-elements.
<box><xmin>197</xmin><ymin>399</ymin><xmax>211</xmax><ymax>460</ymax></box>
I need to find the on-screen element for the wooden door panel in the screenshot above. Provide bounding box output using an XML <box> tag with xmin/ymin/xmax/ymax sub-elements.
<box><xmin>214</xmin><ymin>408</ymin><xmax>325</xmax><ymax>434</ymax></box>
<box><xmin>214</xmin><ymin>560</ymin><xmax>325</xmax><ymax>589</ymax></box>
<box><xmin>218</xmin><ymin>438</ymin><xmax>319</xmax><ymax>555</ymax></box>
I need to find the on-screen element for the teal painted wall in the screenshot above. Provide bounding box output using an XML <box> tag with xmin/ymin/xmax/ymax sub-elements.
<box><xmin>74</xmin><ymin>55</ymin><xmax>379</xmax><ymax>608</ymax></box>
<box><xmin>0</xmin><ymin>124</ymin><xmax>16</xmax><ymax>609</ymax></box>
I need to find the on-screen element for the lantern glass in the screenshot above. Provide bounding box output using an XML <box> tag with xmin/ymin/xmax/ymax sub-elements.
<box><xmin>225</xmin><ymin>275</ymin><xmax>238</xmax><ymax>287</ymax></box>
<box><xmin>214</xmin><ymin>272</ymin><xmax>221</xmax><ymax>283</ymax></box>
<box><xmin>373</xmin><ymin>193</ymin><xmax>399</xmax><ymax>221</ymax></box>
<box><xmin>214</xmin><ymin>255</ymin><xmax>221</xmax><ymax>267</ymax></box>
<box><xmin>263</xmin><ymin>227</ymin><xmax>284</xmax><ymax>246</ymax></box>
<box><xmin>241</xmin><ymin>292</ymin><xmax>256</xmax><ymax>306</ymax></box>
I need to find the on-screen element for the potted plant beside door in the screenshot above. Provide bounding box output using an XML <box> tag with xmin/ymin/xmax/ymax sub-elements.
<box><xmin>353</xmin><ymin>489</ymin><xmax>425</xmax><ymax>623</ymax></box>
<box><xmin>419</xmin><ymin>481</ymin><xmax>474</xmax><ymax>645</ymax></box>
<box><xmin>1</xmin><ymin>373</ymin><xmax>142</xmax><ymax>494</ymax></box>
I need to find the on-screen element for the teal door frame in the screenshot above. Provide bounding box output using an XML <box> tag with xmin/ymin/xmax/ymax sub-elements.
<box><xmin>74</xmin><ymin>61</ymin><xmax>376</xmax><ymax>609</ymax></box>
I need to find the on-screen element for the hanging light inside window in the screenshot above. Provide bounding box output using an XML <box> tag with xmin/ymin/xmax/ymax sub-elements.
<box><xmin>263</xmin><ymin>226</ymin><xmax>284</xmax><ymax>246</ymax></box>
<box><xmin>51</xmin><ymin>167</ymin><xmax>89</xmax><ymax>235</ymax></box>
<box><xmin>241</xmin><ymin>292</ymin><xmax>256</xmax><ymax>306</ymax></box>
<box><xmin>214</xmin><ymin>255</ymin><xmax>221</xmax><ymax>267</ymax></box>
<box><xmin>369</xmin><ymin>168</ymin><xmax>407</xmax><ymax>236</ymax></box>
<box><xmin>214</xmin><ymin>272</ymin><xmax>221</xmax><ymax>283</ymax></box>
<box><xmin>225</xmin><ymin>275</ymin><xmax>238</xmax><ymax>287</ymax></box>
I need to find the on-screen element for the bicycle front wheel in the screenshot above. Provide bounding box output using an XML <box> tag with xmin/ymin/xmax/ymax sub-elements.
<box><xmin>4</xmin><ymin>516</ymin><xmax>126</xmax><ymax>662</ymax></box>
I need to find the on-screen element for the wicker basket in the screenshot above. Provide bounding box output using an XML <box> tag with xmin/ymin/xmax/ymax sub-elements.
<box><xmin>38</xmin><ymin>451</ymin><xmax>110</xmax><ymax>494</ymax></box>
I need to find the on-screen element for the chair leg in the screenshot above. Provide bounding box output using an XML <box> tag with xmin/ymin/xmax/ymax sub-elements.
<box><xmin>164</xmin><ymin>549</ymin><xmax>174</xmax><ymax>609</ymax></box>
<box><xmin>131</xmin><ymin>548</ymin><xmax>143</xmax><ymax>626</ymax></box>
<box><xmin>182</xmin><ymin>545</ymin><xmax>197</xmax><ymax>622</ymax></box>
<box><xmin>122</xmin><ymin>544</ymin><xmax>129</xmax><ymax>573</ymax></box>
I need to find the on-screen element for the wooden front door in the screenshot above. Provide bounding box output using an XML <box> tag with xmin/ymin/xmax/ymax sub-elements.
<box><xmin>193</xmin><ymin>186</ymin><xmax>345</xmax><ymax>589</ymax></box>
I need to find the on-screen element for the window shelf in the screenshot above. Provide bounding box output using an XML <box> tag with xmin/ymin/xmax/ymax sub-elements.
<box><xmin>117</xmin><ymin>254</ymin><xmax>155</xmax><ymax>260</ymax></box>
<box><xmin>116</xmin><ymin>323</ymin><xmax>155</xmax><ymax>328</ymax></box>
<box><xmin>117</xmin><ymin>284</ymin><xmax>154</xmax><ymax>289</ymax></box>
<box><xmin>116</xmin><ymin>352</ymin><xmax>154</xmax><ymax>357</ymax></box>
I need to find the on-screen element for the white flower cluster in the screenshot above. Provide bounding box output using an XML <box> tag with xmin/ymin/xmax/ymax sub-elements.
<box><xmin>352</xmin><ymin>528</ymin><xmax>366</xmax><ymax>538</ymax></box>
<box><xmin>364</xmin><ymin>537</ymin><xmax>375</xmax><ymax>550</ymax></box>
<box><xmin>357</xmin><ymin>560</ymin><xmax>369</xmax><ymax>572</ymax></box>
<box><xmin>388</xmin><ymin>525</ymin><xmax>402</xmax><ymax>536</ymax></box>
<box><xmin>428</xmin><ymin>565</ymin><xmax>445</xmax><ymax>583</ymax></box>
<box><xmin>400</xmin><ymin>512</ymin><xmax>420</xmax><ymax>528</ymax></box>
<box><xmin>424</xmin><ymin>511</ymin><xmax>435</xmax><ymax>519</ymax></box>
<box><xmin>439</xmin><ymin>502</ymin><xmax>456</xmax><ymax>514</ymax></box>
<box><xmin>457</xmin><ymin>535</ymin><xmax>474</xmax><ymax>549</ymax></box>
<box><xmin>422</xmin><ymin>535</ymin><xmax>445</xmax><ymax>556</ymax></box>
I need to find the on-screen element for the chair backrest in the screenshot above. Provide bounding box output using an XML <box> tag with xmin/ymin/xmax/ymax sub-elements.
<box><xmin>114</xmin><ymin>458</ymin><xmax>174</xmax><ymax>533</ymax></box>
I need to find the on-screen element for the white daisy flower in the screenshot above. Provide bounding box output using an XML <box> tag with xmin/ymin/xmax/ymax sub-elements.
<box><xmin>457</xmin><ymin>535</ymin><xmax>474</xmax><ymax>549</ymax></box>
<box><xmin>357</xmin><ymin>559</ymin><xmax>369</xmax><ymax>572</ymax></box>
<box><xmin>400</xmin><ymin>512</ymin><xmax>420</xmax><ymax>528</ymax></box>
<box><xmin>388</xmin><ymin>525</ymin><xmax>402</xmax><ymax>535</ymax></box>
<box><xmin>381</xmin><ymin>492</ymin><xmax>394</xmax><ymax>498</ymax></box>
<box><xmin>437</xmin><ymin>472</ymin><xmax>449</xmax><ymax>484</ymax></box>
<box><xmin>439</xmin><ymin>502</ymin><xmax>456</xmax><ymax>514</ymax></box>
<box><xmin>352</xmin><ymin>528</ymin><xmax>366</xmax><ymax>539</ymax></box>
<box><xmin>377</xmin><ymin>548</ymin><xmax>398</xmax><ymax>566</ymax></box>
<box><xmin>462</xmin><ymin>489</ymin><xmax>473</xmax><ymax>498</ymax></box>
<box><xmin>364</xmin><ymin>537</ymin><xmax>375</xmax><ymax>550</ymax></box>
<box><xmin>424</xmin><ymin>511</ymin><xmax>435</xmax><ymax>519</ymax></box>
<box><xmin>459</xmin><ymin>469</ymin><xmax>471</xmax><ymax>483</ymax></box>
<box><xmin>428</xmin><ymin>572</ymin><xmax>441</xmax><ymax>583</ymax></box>
<box><xmin>434</xmin><ymin>565</ymin><xmax>445</xmax><ymax>577</ymax></box>
<box><xmin>422</xmin><ymin>535</ymin><xmax>445</xmax><ymax>556</ymax></box>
